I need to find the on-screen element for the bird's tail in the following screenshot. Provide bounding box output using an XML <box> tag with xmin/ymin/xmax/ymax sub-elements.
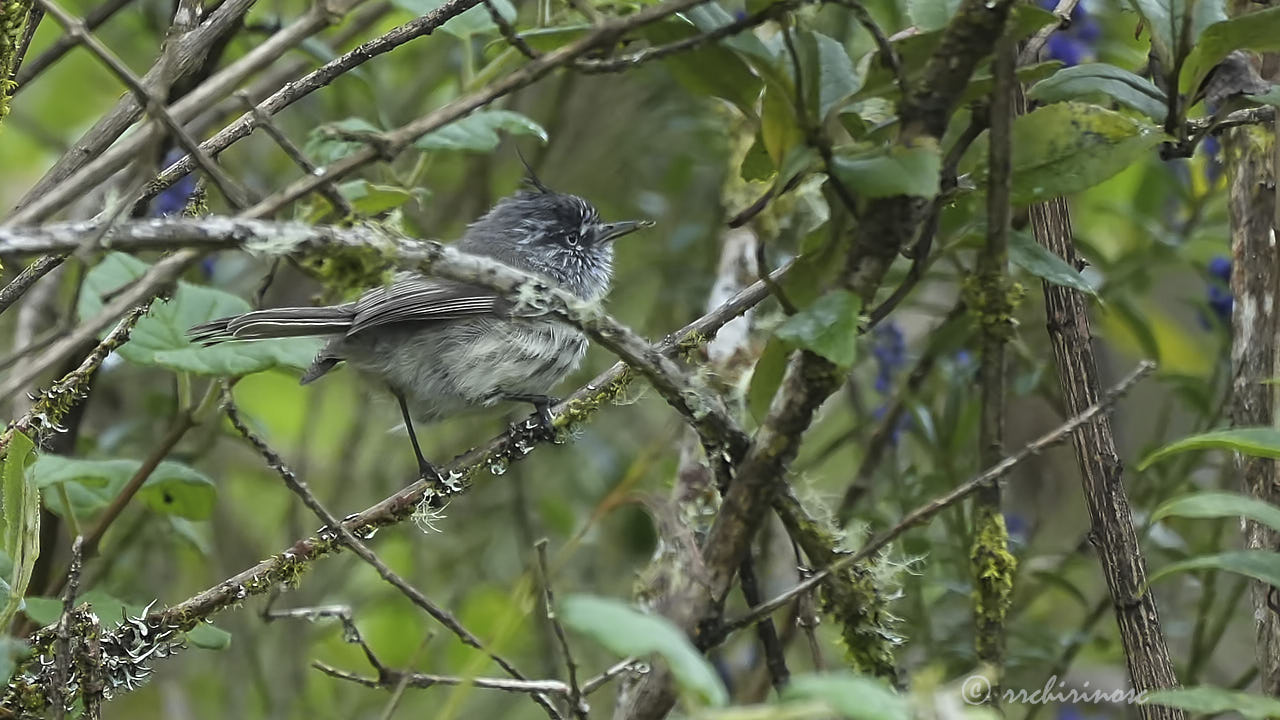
<box><xmin>188</xmin><ymin>306</ymin><xmax>355</xmax><ymax>345</ymax></box>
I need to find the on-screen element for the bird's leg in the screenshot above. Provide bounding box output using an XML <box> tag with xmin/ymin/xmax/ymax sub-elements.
<box><xmin>394</xmin><ymin>390</ymin><xmax>441</xmax><ymax>481</ymax></box>
<box><xmin>501</xmin><ymin>392</ymin><xmax>559</xmax><ymax>440</ymax></box>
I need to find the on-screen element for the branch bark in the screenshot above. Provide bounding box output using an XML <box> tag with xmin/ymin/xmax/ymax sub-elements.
<box><xmin>1029</xmin><ymin>197</ymin><xmax>1183</xmax><ymax>718</ymax></box>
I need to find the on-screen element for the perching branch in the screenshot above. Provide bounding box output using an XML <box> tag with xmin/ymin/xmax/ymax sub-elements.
<box><xmin>0</xmin><ymin>251</ymin><xmax>785</xmax><ymax>713</ymax></box>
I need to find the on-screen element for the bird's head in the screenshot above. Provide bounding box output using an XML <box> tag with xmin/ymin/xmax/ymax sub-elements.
<box><xmin>459</xmin><ymin>184</ymin><xmax>651</xmax><ymax>301</ymax></box>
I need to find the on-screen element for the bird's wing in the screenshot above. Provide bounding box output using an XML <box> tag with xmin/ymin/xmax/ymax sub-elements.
<box><xmin>346</xmin><ymin>276</ymin><xmax>508</xmax><ymax>336</ymax></box>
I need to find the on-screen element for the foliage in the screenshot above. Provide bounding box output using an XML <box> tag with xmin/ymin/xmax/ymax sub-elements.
<box><xmin>2</xmin><ymin>0</ymin><xmax>1280</xmax><ymax>717</ymax></box>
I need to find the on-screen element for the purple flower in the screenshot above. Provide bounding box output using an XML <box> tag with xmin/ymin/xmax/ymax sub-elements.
<box><xmin>871</xmin><ymin>323</ymin><xmax>906</xmax><ymax>395</ymax></box>
<box><xmin>1203</xmin><ymin>135</ymin><xmax>1223</xmax><ymax>183</ymax></box>
<box><xmin>149</xmin><ymin>150</ymin><xmax>196</xmax><ymax>217</ymax></box>
<box><xmin>1038</xmin><ymin>0</ymin><xmax>1096</xmax><ymax>67</ymax></box>
<box><xmin>1203</xmin><ymin>256</ymin><xmax>1232</xmax><ymax>327</ymax></box>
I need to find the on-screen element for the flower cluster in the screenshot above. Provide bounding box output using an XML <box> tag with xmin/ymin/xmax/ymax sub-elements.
<box><xmin>1038</xmin><ymin>0</ymin><xmax>1100</xmax><ymax>67</ymax></box>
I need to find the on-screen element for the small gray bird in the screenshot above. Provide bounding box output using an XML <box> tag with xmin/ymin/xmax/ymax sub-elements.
<box><xmin>189</xmin><ymin>182</ymin><xmax>650</xmax><ymax>479</ymax></box>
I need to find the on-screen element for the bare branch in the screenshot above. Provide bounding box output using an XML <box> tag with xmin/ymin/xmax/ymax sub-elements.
<box><xmin>535</xmin><ymin>540</ymin><xmax>587</xmax><ymax>719</ymax></box>
<box><xmin>12</xmin><ymin>0</ymin><xmax>136</xmax><ymax>90</ymax></box>
<box><xmin>714</xmin><ymin>360</ymin><xmax>1156</xmax><ymax>641</ymax></box>
<box><xmin>223</xmin><ymin>388</ymin><xmax>565</xmax><ymax>720</ymax></box>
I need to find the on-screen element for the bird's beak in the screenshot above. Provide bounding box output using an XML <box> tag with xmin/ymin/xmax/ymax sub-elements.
<box><xmin>596</xmin><ymin>219</ymin><xmax>653</xmax><ymax>244</ymax></box>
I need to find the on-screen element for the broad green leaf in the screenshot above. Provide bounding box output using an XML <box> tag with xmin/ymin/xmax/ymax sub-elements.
<box><xmin>560</xmin><ymin>594</ymin><xmax>727</xmax><ymax>706</ymax></box>
<box><xmin>794</xmin><ymin>31</ymin><xmax>862</xmax><ymax>120</ymax></box>
<box><xmin>1152</xmin><ymin>491</ymin><xmax>1280</xmax><ymax>533</ymax></box>
<box><xmin>1138</xmin><ymin>427</ymin><xmax>1280</xmax><ymax>470</ymax></box>
<box><xmin>1028</xmin><ymin>64</ymin><xmax>1168</xmax><ymax>120</ymax></box>
<box><xmin>0</xmin><ymin>638</ymin><xmax>27</xmax><ymax>686</ymax></box>
<box><xmin>413</xmin><ymin>109</ymin><xmax>547</xmax><ymax>153</ymax></box>
<box><xmin>337</xmin><ymin>180</ymin><xmax>417</xmax><ymax>216</ymax></box>
<box><xmin>1148</xmin><ymin>549</ymin><xmax>1280</xmax><ymax>588</ymax></box>
<box><xmin>1127</xmin><ymin>0</ymin><xmax>1224</xmax><ymax>69</ymax></box>
<box><xmin>747</xmin><ymin>337</ymin><xmax>790</xmax><ymax>421</ymax></box>
<box><xmin>1179</xmin><ymin>6</ymin><xmax>1280</xmax><ymax>95</ymax></box>
<box><xmin>1</xmin><ymin>431</ymin><xmax>36</xmax><ymax>556</ymax></box>
<box><xmin>0</xmin><ymin>432</ymin><xmax>39</xmax><ymax>636</ymax></box>
<box><xmin>684</xmin><ymin>3</ymin><xmax>790</xmax><ymax>93</ymax></box>
<box><xmin>1009</xmin><ymin>229</ymin><xmax>1097</xmax><ymax>297</ymax></box>
<box><xmin>741</xmin><ymin>136</ymin><xmax>773</xmax><ymax>181</ymax></box>
<box><xmin>781</xmin><ymin>673</ymin><xmax>909</xmax><ymax>720</ymax></box>
<box><xmin>906</xmin><ymin>0</ymin><xmax>960</xmax><ymax>31</ymax></box>
<box><xmin>969</xmin><ymin>103</ymin><xmax>1165</xmax><ymax>205</ymax></box>
<box><xmin>391</xmin><ymin>0</ymin><xmax>515</xmax><ymax>38</ymax></box>
<box><xmin>187</xmin><ymin>622</ymin><xmax>233</xmax><ymax>649</ymax></box>
<box><xmin>303</xmin><ymin>117</ymin><xmax>383</xmax><ymax>165</ymax></box>
<box><xmin>642</xmin><ymin>17</ymin><xmax>762</xmax><ymax>118</ymax></box>
<box><xmin>761</xmin><ymin>83</ymin><xmax>802</xmax><ymax>166</ymax></box>
<box><xmin>1143</xmin><ymin>687</ymin><xmax>1280</xmax><ymax>719</ymax></box>
<box><xmin>79</xmin><ymin>254</ymin><xmax>321</xmax><ymax>376</ymax></box>
<box><xmin>832</xmin><ymin>141</ymin><xmax>941</xmax><ymax>199</ymax></box>
<box><xmin>774</xmin><ymin>290</ymin><xmax>861</xmax><ymax>368</ymax></box>
<box><xmin>33</xmin><ymin>455</ymin><xmax>217</xmax><ymax>520</ymax></box>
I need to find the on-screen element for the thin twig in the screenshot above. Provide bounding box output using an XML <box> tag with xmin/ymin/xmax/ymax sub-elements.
<box><xmin>314</xmin><ymin>662</ymin><xmax>574</xmax><ymax>696</ymax></box>
<box><xmin>13</xmin><ymin>0</ymin><xmax>136</xmax><ymax>89</ymax></box>
<box><xmin>50</xmin><ymin>537</ymin><xmax>84</xmax><ymax>720</ymax></box>
<box><xmin>830</xmin><ymin>0</ymin><xmax>905</xmax><ymax>96</ymax></box>
<box><xmin>713</xmin><ymin>360</ymin><xmax>1156</xmax><ymax>641</ymax></box>
<box><xmin>9</xmin><ymin>5</ymin><xmax>45</xmax><ymax>82</ymax></box>
<box><xmin>0</xmin><ymin>255</ymin><xmax>66</xmax><ymax>316</ymax></box>
<box><xmin>234</xmin><ymin>91</ymin><xmax>352</xmax><ymax>216</ymax></box>
<box><xmin>1018</xmin><ymin>0</ymin><xmax>1081</xmax><ymax>66</ymax></box>
<box><xmin>484</xmin><ymin>0</ymin><xmax>538</xmax><ymax>59</ymax></box>
<box><xmin>574</xmin><ymin>0</ymin><xmax>800</xmax><ymax>73</ymax></box>
<box><xmin>33</xmin><ymin>0</ymin><xmax>253</xmax><ymax>209</ymax></box>
<box><xmin>222</xmin><ymin>392</ymin><xmax>564</xmax><ymax>720</ymax></box>
<box><xmin>534</xmin><ymin>540</ymin><xmax>586</xmax><ymax>720</ymax></box>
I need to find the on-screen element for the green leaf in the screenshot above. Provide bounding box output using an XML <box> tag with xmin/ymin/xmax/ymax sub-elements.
<box><xmin>1138</xmin><ymin>427</ymin><xmax>1280</xmax><ymax>470</ymax></box>
<box><xmin>1008</xmin><ymin>230</ymin><xmax>1097</xmax><ymax>297</ymax></box>
<box><xmin>560</xmin><ymin>594</ymin><xmax>727</xmax><ymax>707</ymax></box>
<box><xmin>905</xmin><ymin>0</ymin><xmax>960</xmax><ymax>31</ymax></box>
<box><xmin>1028</xmin><ymin>64</ymin><xmax>1169</xmax><ymax>121</ymax></box>
<box><xmin>1149</xmin><ymin>550</ymin><xmax>1280</xmax><ymax>588</ymax></box>
<box><xmin>1127</xmin><ymin>0</ymin><xmax>1224</xmax><ymax>70</ymax></box>
<box><xmin>484</xmin><ymin>24</ymin><xmax>591</xmax><ymax>53</ymax></box>
<box><xmin>187</xmin><ymin>622</ymin><xmax>233</xmax><ymax>650</ymax></box>
<box><xmin>0</xmin><ymin>638</ymin><xmax>27</xmax><ymax>686</ymax></box>
<box><xmin>642</xmin><ymin>16</ymin><xmax>762</xmax><ymax>118</ymax></box>
<box><xmin>79</xmin><ymin>253</ymin><xmax>321</xmax><ymax>376</ymax></box>
<box><xmin>794</xmin><ymin>31</ymin><xmax>862</xmax><ymax>120</ymax></box>
<box><xmin>32</xmin><ymin>455</ymin><xmax>216</xmax><ymax>520</ymax></box>
<box><xmin>741</xmin><ymin>135</ymin><xmax>773</xmax><ymax>181</ymax></box>
<box><xmin>1143</xmin><ymin>687</ymin><xmax>1280</xmax><ymax>719</ymax></box>
<box><xmin>412</xmin><ymin>110</ymin><xmax>547</xmax><ymax>153</ymax></box>
<box><xmin>684</xmin><ymin>3</ymin><xmax>790</xmax><ymax>93</ymax></box>
<box><xmin>761</xmin><ymin>83</ymin><xmax>802</xmax><ymax>166</ymax></box>
<box><xmin>747</xmin><ymin>337</ymin><xmax>790</xmax><ymax>421</ymax></box>
<box><xmin>970</xmin><ymin>102</ymin><xmax>1165</xmax><ymax>205</ymax></box>
<box><xmin>1179</xmin><ymin>6</ymin><xmax>1280</xmax><ymax>95</ymax></box>
<box><xmin>774</xmin><ymin>290</ymin><xmax>861</xmax><ymax>368</ymax></box>
<box><xmin>832</xmin><ymin>141</ymin><xmax>941</xmax><ymax>199</ymax></box>
<box><xmin>781</xmin><ymin>673</ymin><xmax>909</xmax><ymax>720</ymax></box>
<box><xmin>303</xmin><ymin>117</ymin><xmax>383</xmax><ymax>165</ymax></box>
<box><xmin>337</xmin><ymin>180</ymin><xmax>417</xmax><ymax>215</ymax></box>
<box><xmin>1152</xmin><ymin>491</ymin><xmax>1280</xmax><ymax>533</ymax></box>
<box><xmin>391</xmin><ymin>0</ymin><xmax>515</xmax><ymax>38</ymax></box>
<box><xmin>0</xmin><ymin>432</ymin><xmax>39</xmax><ymax>635</ymax></box>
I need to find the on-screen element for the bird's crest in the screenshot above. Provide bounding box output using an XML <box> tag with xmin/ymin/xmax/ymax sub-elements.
<box><xmin>516</xmin><ymin>147</ymin><xmax>552</xmax><ymax>194</ymax></box>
